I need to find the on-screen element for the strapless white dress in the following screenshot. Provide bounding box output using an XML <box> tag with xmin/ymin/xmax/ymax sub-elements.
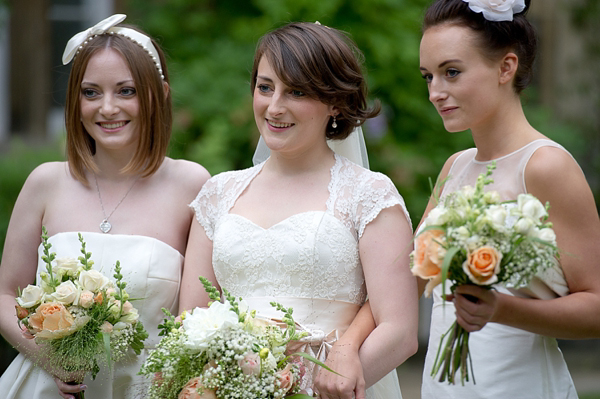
<box><xmin>0</xmin><ymin>232</ymin><xmax>183</xmax><ymax>399</ymax></box>
<box><xmin>191</xmin><ymin>155</ymin><xmax>411</xmax><ymax>399</ymax></box>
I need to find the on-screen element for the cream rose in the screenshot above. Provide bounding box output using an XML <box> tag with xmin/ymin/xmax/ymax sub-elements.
<box><xmin>78</xmin><ymin>269</ymin><xmax>110</xmax><ymax>292</ymax></box>
<box><xmin>411</xmin><ymin>229</ymin><xmax>446</xmax><ymax>297</ymax></box>
<box><xmin>424</xmin><ymin>205</ymin><xmax>450</xmax><ymax>226</ymax></box>
<box><xmin>517</xmin><ymin>193</ymin><xmax>547</xmax><ymax>220</ymax></box>
<box><xmin>55</xmin><ymin>257</ymin><xmax>80</xmax><ymax>276</ymax></box>
<box><xmin>534</xmin><ymin>227</ymin><xmax>557</xmax><ymax>245</ymax></box>
<box><xmin>16</xmin><ymin>284</ymin><xmax>45</xmax><ymax>308</ymax></box>
<box><xmin>51</xmin><ymin>280</ymin><xmax>79</xmax><ymax>305</ymax></box>
<box><xmin>462</xmin><ymin>0</ymin><xmax>526</xmax><ymax>22</ymax></box>
<box><xmin>484</xmin><ymin>204</ymin><xmax>507</xmax><ymax>231</ymax></box>
<box><xmin>178</xmin><ymin>377</ymin><xmax>217</xmax><ymax>399</ymax></box>
<box><xmin>463</xmin><ymin>246</ymin><xmax>502</xmax><ymax>285</ymax></box>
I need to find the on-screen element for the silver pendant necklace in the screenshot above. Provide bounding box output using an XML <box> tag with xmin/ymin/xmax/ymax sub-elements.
<box><xmin>93</xmin><ymin>173</ymin><xmax>139</xmax><ymax>233</ymax></box>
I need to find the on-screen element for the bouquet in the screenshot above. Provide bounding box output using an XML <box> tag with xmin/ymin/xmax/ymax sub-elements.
<box><xmin>140</xmin><ymin>277</ymin><xmax>334</xmax><ymax>399</ymax></box>
<box><xmin>15</xmin><ymin>227</ymin><xmax>148</xmax><ymax>397</ymax></box>
<box><xmin>411</xmin><ymin>163</ymin><xmax>559</xmax><ymax>385</ymax></box>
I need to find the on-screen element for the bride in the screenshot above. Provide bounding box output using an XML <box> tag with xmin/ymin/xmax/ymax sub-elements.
<box><xmin>180</xmin><ymin>22</ymin><xmax>418</xmax><ymax>399</ymax></box>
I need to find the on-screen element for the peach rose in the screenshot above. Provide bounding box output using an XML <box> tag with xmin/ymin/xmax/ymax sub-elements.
<box><xmin>94</xmin><ymin>291</ymin><xmax>104</xmax><ymax>305</ymax></box>
<box><xmin>27</xmin><ymin>302</ymin><xmax>89</xmax><ymax>339</ymax></box>
<box><xmin>463</xmin><ymin>246</ymin><xmax>502</xmax><ymax>285</ymax></box>
<box><xmin>100</xmin><ymin>321</ymin><xmax>113</xmax><ymax>334</ymax></box>
<box><xmin>178</xmin><ymin>377</ymin><xmax>217</xmax><ymax>399</ymax></box>
<box><xmin>275</xmin><ymin>364</ymin><xmax>294</xmax><ymax>393</ymax></box>
<box><xmin>411</xmin><ymin>229</ymin><xmax>446</xmax><ymax>296</ymax></box>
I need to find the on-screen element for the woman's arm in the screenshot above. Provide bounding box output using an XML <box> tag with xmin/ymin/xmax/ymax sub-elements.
<box><xmin>313</xmin><ymin>301</ymin><xmax>375</xmax><ymax>399</ymax></box>
<box><xmin>0</xmin><ymin>164</ymin><xmax>86</xmax><ymax>398</ymax></box>
<box><xmin>179</xmin><ymin>219</ymin><xmax>218</xmax><ymax>314</ymax></box>
<box><xmin>357</xmin><ymin>204</ymin><xmax>419</xmax><ymax>385</ymax></box>
<box><xmin>453</xmin><ymin>147</ymin><xmax>600</xmax><ymax>338</ymax></box>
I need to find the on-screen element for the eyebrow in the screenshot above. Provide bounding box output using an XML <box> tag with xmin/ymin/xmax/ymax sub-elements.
<box><xmin>81</xmin><ymin>79</ymin><xmax>135</xmax><ymax>87</ymax></box>
<box><xmin>255</xmin><ymin>75</ymin><xmax>273</xmax><ymax>83</ymax></box>
<box><xmin>420</xmin><ymin>59</ymin><xmax>463</xmax><ymax>72</ymax></box>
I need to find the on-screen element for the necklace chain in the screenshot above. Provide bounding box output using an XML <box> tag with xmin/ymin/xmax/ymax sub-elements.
<box><xmin>93</xmin><ymin>173</ymin><xmax>138</xmax><ymax>233</ymax></box>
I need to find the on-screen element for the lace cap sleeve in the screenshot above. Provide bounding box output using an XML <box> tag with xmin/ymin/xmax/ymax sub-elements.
<box><xmin>355</xmin><ymin>171</ymin><xmax>412</xmax><ymax>239</ymax></box>
<box><xmin>189</xmin><ymin>176</ymin><xmax>222</xmax><ymax>241</ymax></box>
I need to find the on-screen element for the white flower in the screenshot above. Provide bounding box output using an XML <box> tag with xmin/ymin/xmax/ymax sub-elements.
<box><xmin>454</xmin><ymin>226</ymin><xmax>471</xmax><ymax>241</ymax></box>
<box><xmin>54</xmin><ymin>257</ymin><xmax>80</xmax><ymax>277</ymax></box>
<box><xmin>484</xmin><ymin>204</ymin><xmax>507</xmax><ymax>230</ymax></box>
<box><xmin>483</xmin><ymin>190</ymin><xmax>501</xmax><ymax>204</ymax></box>
<box><xmin>16</xmin><ymin>285</ymin><xmax>45</xmax><ymax>308</ymax></box>
<box><xmin>534</xmin><ymin>227</ymin><xmax>557</xmax><ymax>245</ymax></box>
<box><xmin>514</xmin><ymin>217</ymin><xmax>534</xmax><ymax>235</ymax></box>
<box><xmin>78</xmin><ymin>269</ymin><xmax>110</xmax><ymax>292</ymax></box>
<box><xmin>462</xmin><ymin>0</ymin><xmax>526</xmax><ymax>22</ymax></box>
<box><xmin>51</xmin><ymin>280</ymin><xmax>79</xmax><ymax>305</ymax></box>
<box><xmin>183</xmin><ymin>302</ymin><xmax>239</xmax><ymax>352</ymax></box>
<box><xmin>120</xmin><ymin>307</ymin><xmax>139</xmax><ymax>324</ymax></box>
<box><xmin>517</xmin><ymin>193</ymin><xmax>547</xmax><ymax>221</ymax></box>
<box><xmin>460</xmin><ymin>185</ymin><xmax>476</xmax><ymax>200</ymax></box>
<box><xmin>425</xmin><ymin>205</ymin><xmax>450</xmax><ymax>226</ymax></box>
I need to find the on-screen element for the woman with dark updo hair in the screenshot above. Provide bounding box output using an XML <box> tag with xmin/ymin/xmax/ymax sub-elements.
<box><xmin>181</xmin><ymin>22</ymin><xmax>419</xmax><ymax>399</ymax></box>
<box><xmin>417</xmin><ymin>0</ymin><xmax>600</xmax><ymax>397</ymax></box>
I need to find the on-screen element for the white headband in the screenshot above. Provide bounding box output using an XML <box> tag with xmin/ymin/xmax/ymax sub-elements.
<box><xmin>62</xmin><ymin>14</ymin><xmax>164</xmax><ymax>79</ymax></box>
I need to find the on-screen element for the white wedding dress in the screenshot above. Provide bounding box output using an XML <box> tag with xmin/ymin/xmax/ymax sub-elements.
<box><xmin>191</xmin><ymin>154</ymin><xmax>411</xmax><ymax>399</ymax></box>
<box><xmin>0</xmin><ymin>232</ymin><xmax>183</xmax><ymax>399</ymax></box>
<box><xmin>421</xmin><ymin>139</ymin><xmax>578</xmax><ymax>398</ymax></box>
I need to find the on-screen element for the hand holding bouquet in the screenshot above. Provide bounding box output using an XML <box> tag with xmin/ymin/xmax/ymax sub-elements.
<box><xmin>140</xmin><ymin>277</ymin><xmax>335</xmax><ymax>399</ymax></box>
<box><xmin>15</xmin><ymin>228</ymin><xmax>148</xmax><ymax>397</ymax></box>
<box><xmin>411</xmin><ymin>163</ymin><xmax>559</xmax><ymax>385</ymax></box>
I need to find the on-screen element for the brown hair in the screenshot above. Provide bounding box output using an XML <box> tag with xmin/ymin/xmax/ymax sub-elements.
<box><xmin>251</xmin><ymin>22</ymin><xmax>380</xmax><ymax>140</ymax></box>
<box><xmin>65</xmin><ymin>25</ymin><xmax>171</xmax><ymax>184</ymax></box>
<box><xmin>423</xmin><ymin>0</ymin><xmax>537</xmax><ymax>94</ymax></box>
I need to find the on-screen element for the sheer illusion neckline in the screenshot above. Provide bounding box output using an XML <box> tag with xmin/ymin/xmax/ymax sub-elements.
<box><xmin>227</xmin><ymin>155</ymin><xmax>340</xmax><ymax>230</ymax></box>
<box><xmin>472</xmin><ymin>139</ymin><xmax>552</xmax><ymax>164</ymax></box>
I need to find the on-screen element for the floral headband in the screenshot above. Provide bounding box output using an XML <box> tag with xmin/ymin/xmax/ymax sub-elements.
<box><xmin>62</xmin><ymin>14</ymin><xmax>164</xmax><ymax>79</ymax></box>
<box><xmin>462</xmin><ymin>0</ymin><xmax>526</xmax><ymax>22</ymax></box>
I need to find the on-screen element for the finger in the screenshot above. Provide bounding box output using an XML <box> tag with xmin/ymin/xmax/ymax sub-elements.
<box><xmin>54</xmin><ymin>378</ymin><xmax>86</xmax><ymax>393</ymax></box>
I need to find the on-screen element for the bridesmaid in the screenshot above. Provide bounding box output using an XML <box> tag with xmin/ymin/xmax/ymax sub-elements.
<box><xmin>417</xmin><ymin>0</ymin><xmax>600</xmax><ymax>397</ymax></box>
<box><xmin>0</xmin><ymin>15</ymin><xmax>209</xmax><ymax>399</ymax></box>
<box><xmin>181</xmin><ymin>22</ymin><xmax>418</xmax><ymax>399</ymax></box>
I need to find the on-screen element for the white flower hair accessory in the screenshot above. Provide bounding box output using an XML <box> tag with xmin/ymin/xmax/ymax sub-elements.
<box><xmin>62</xmin><ymin>14</ymin><xmax>164</xmax><ymax>79</ymax></box>
<box><xmin>462</xmin><ymin>0</ymin><xmax>526</xmax><ymax>22</ymax></box>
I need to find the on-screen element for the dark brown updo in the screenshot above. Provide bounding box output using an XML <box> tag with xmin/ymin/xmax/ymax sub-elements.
<box><xmin>423</xmin><ymin>0</ymin><xmax>537</xmax><ymax>93</ymax></box>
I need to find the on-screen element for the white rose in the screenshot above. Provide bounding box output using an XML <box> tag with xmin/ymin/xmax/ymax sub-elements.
<box><xmin>517</xmin><ymin>194</ymin><xmax>547</xmax><ymax>220</ymax></box>
<box><xmin>51</xmin><ymin>280</ymin><xmax>79</xmax><ymax>305</ymax></box>
<box><xmin>514</xmin><ymin>217</ymin><xmax>534</xmax><ymax>235</ymax></box>
<box><xmin>78</xmin><ymin>270</ymin><xmax>110</xmax><ymax>292</ymax></box>
<box><xmin>55</xmin><ymin>257</ymin><xmax>80</xmax><ymax>277</ymax></box>
<box><xmin>16</xmin><ymin>285</ymin><xmax>45</xmax><ymax>308</ymax></box>
<box><xmin>534</xmin><ymin>227</ymin><xmax>557</xmax><ymax>245</ymax></box>
<box><xmin>462</xmin><ymin>0</ymin><xmax>526</xmax><ymax>22</ymax></box>
<box><xmin>120</xmin><ymin>308</ymin><xmax>139</xmax><ymax>324</ymax></box>
<box><xmin>484</xmin><ymin>205</ymin><xmax>507</xmax><ymax>231</ymax></box>
<box><xmin>425</xmin><ymin>205</ymin><xmax>449</xmax><ymax>226</ymax></box>
<box><xmin>183</xmin><ymin>302</ymin><xmax>239</xmax><ymax>352</ymax></box>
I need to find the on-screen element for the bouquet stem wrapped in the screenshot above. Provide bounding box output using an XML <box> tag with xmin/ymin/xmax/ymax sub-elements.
<box><xmin>411</xmin><ymin>163</ymin><xmax>559</xmax><ymax>385</ymax></box>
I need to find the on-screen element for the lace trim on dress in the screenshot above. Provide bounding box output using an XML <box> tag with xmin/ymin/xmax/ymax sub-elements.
<box><xmin>190</xmin><ymin>155</ymin><xmax>411</xmax><ymax>242</ymax></box>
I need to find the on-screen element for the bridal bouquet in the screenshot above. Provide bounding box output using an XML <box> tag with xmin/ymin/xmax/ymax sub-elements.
<box><xmin>15</xmin><ymin>228</ymin><xmax>148</xmax><ymax>397</ymax></box>
<box><xmin>140</xmin><ymin>277</ymin><xmax>329</xmax><ymax>399</ymax></box>
<box><xmin>411</xmin><ymin>163</ymin><xmax>559</xmax><ymax>385</ymax></box>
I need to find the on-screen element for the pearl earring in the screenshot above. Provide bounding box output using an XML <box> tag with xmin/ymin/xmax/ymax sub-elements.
<box><xmin>332</xmin><ymin>116</ymin><xmax>338</xmax><ymax>129</ymax></box>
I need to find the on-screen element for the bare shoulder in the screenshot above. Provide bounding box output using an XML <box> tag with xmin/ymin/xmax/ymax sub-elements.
<box><xmin>160</xmin><ymin>158</ymin><xmax>211</xmax><ymax>198</ymax></box>
<box><xmin>437</xmin><ymin>150</ymin><xmax>466</xmax><ymax>189</ymax></box>
<box><xmin>21</xmin><ymin>162</ymin><xmax>70</xmax><ymax>196</ymax></box>
<box><xmin>525</xmin><ymin>146</ymin><xmax>585</xmax><ymax>194</ymax></box>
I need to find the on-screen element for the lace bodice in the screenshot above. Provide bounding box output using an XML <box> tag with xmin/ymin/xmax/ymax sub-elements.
<box><xmin>190</xmin><ymin>155</ymin><xmax>410</xmax><ymax>304</ymax></box>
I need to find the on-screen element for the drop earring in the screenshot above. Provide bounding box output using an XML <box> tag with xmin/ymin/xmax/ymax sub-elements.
<box><xmin>332</xmin><ymin>116</ymin><xmax>338</xmax><ymax>129</ymax></box>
